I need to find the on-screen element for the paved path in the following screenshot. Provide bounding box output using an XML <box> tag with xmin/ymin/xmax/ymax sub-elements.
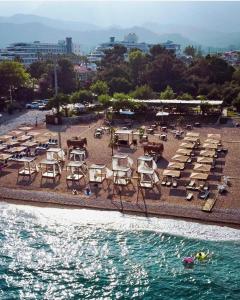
<box><xmin>0</xmin><ymin>110</ymin><xmax>50</xmax><ymax>135</ymax></box>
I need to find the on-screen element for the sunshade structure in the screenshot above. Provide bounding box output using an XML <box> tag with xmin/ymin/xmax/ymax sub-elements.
<box><xmin>5</xmin><ymin>140</ymin><xmax>20</xmax><ymax>147</ymax></box>
<box><xmin>204</xmin><ymin>138</ymin><xmax>220</xmax><ymax>144</ymax></box>
<box><xmin>176</xmin><ymin>148</ymin><xmax>192</xmax><ymax>156</ymax></box>
<box><xmin>0</xmin><ymin>153</ymin><xmax>12</xmax><ymax>162</ymax></box>
<box><xmin>207</xmin><ymin>133</ymin><xmax>221</xmax><ymax>140</ymax></box>
<box><xmin>196</xmin><ymin>156</ymin><xmax>214</xmax><ymax>164</ymax></box>
<box><xmin>69</xmin><ymin>149</ymin><xmax>86</xmax><ymax>161</ymax></box>
<box><xmin>9</xmin><ymin>130</ymin><xmax>22</xmax><ymax>137</ymax></box>
<box><xmin>183</xmin><ymin>136</ymin><xmax>199</xmax><ymax>143</ymax></box>
<box><xmin>186</xmin><ymin>132</ymin><xmax>200</xmax><ymax>137</ymax></box>
<box><xmin>112</xmin><ymin>154</ymin><xmax>134</xmax><ymax>190</ymax></box>
<box><xmin>114</xmin><ymin>129</ymin><xmax>134</xmax><ymax>147</ymax></box>
<box><xmin>167</xmin><ymin>161</ymin><xmax>185</xmax><ymax>170</ymax></box>
<box><xmin>137</xmin><ymin>156</ymin><xmax>157</xmax><ymax>173</ymax></box>
<box><xmin>6</xmin><ymin>146</ymin><xmax>26</xmax><ymax>154</ymax></box>
<box><xmin>203</xmin><ymin>143</ymin><xmax>218</xmax><ymax>150</ymax></box>
<box><xmin>0</xmin><ymin>144</ymin><xmax>7</xmax><ymax>152</ymax></box>
<box><xmin>0</xmin><ymin>135</ymin><xmax>12</xmax><ymax>142</ymax></box>
<box><xmin>180</xmin><ymin>142</ymin><xmax>195</xmax><ymax>149</ymax></box>
<box><xmin>190</xmin><ymin>172</ymin><xmax>209</xmax><ymax>181</ymax></box>
<box><xmin>66</xmin><ymin>161</ymin><xmax>87</xmax><ymax>186</ymax></box>
<box><xmin>43</xmin><ymin>132</ymin><xmax>57</xmax><ymax>138</ymax></box>
<box><xmin>156</xmin><ymin>111</ymin><xmax>169</xmax><ymax>117</ymax></box>
<box><xmin>39</xmin><ymin>159</ymin><xmax>61</xmax><ymax>183</ymax></box>
<box><xmin>27</xmin><ymin>131</ymin><xmax>40</xmax><ymax>137</ymax></box>
<box><xmin>193</xmin><ymin>163</ymin><xmax>211</xmax><ymax>173</ymax></box>
<box><xmin>18</xmin><ymin>135</ymin><xmax>32</xmax><ymax>143</ymax></box>
<box><xmin>200</xmin><ymin>150</ymin><xmax>215</xmax><ymax>157</ymax></box>
<box><xmin>46</xmin><ymin>148</ymin><xmax>65</xmax><ymax>162</ymax></box>
<box><xmin>89</xmin><ymin>164</ymin><xmax>111</xmax><ymax>185</ymax></box>
<box><xmin>162</xmin><ymin>169</ymin><xmax>180</xmax><ymax>178</ymax></box>
<box><xmin>22</xmin><ymin>141</ymin><xmax>38</xmax><ymax>148</ymax></box>
<box><xmin>17</xmin><ymin>157</ymin><xmax>38</xmax><ymax>181</ymax></box>
<box><xmin>171</xmin><ymin>154</ymin><xmax>189</xmax><ymax>163</ymax></box>
<box><xmin>18</xmin><ymin>126</ymin><xmax>33</xmax><ymax>132</ymax></box>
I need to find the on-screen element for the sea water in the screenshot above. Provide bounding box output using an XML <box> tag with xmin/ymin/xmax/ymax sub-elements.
<box><xmin>0</xmin><ymin>202</ymin><xmax>239</xmax><ymax>300</ymax></box>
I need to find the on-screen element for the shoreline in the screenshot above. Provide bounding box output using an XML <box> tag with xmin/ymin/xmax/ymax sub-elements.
<box><xmin>1</xmin><ymin>187</ymin><xmax>240</xmax><ymax>230</ymax></box>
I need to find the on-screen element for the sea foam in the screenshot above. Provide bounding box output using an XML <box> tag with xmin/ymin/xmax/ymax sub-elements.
<box><xmin>0</xmin><ymin>201</ymin><xmax>239</xmax><ymax>242</ymax></box>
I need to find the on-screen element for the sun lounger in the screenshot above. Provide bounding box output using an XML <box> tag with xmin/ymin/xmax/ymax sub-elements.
<box><xmin>186</xmin><ymin>193</ymin><xmax>193</xmax><ymax>201</ymax></box>
<box><xmin>172</xmin><ymin>179</ymin><xmax>178</xmax><ymax>188</ymax></box>
<box><xmin>161</xmin><ymin>176</ymin><xmax>167</xmax><ymax>186</ymax></box>
<box><xmin>199</xmin><ymin>190</ymin><xmax>210</xmax><ymax>200</ymax></box>
<box><xmin>202</xmin><ymin>198</ymin><xmax>216</xmax><ymax>212</ymax></box>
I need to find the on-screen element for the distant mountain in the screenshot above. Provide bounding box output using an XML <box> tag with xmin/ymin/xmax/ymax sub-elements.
<box><xmin>144</xmin><ymin>22</ymin><xmax>240</xmax><ymax>49</ymax></box>
<box><xmin>0</xmin><ymin>13</ymin><xmax>100</xmax><ymax>31</ymax></box>
<box><xmin>0</xmin><ymin>14</ymin><xmax>239</xmax><ymax>53</ymax></box>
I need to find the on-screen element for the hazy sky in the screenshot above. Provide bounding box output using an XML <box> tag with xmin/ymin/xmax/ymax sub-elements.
<box><xmin>0</xmin><ymin>1</ymin><xmax>239</xmax><ymax>31</ymax></box>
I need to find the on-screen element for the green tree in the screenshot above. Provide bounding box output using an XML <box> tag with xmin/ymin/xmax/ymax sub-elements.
<box><xmin>71</xmin><ymin>90</ymin><xmax>93</xmax><ymax>103</ymax></box>
<box><xmin>233</xmin><ymin>69</ymin><xmax>240</xmax><ymax>84</ymax></box>
<box><xmin>177</xmin><ymin>92</ymin><xmax>193</xmax><ymax>100</ymax></box>
<box><xmin>109</xmin><ymin>77</ymin><xmax>132</xmax><ymax>94</ymax></box>
<box><xmin>0</xmin><ymin>61</ymin><xmax>30</xmax><ymax>98</ymax></box>
<box><xmin>159</xmin><ymin>86</ymin><xmax>176</xmax><ymax>99</ymax></box>
<box><xmin>131</xmin><ymin>84</ymin><xmax>154</xmax><ymax>99</ymax></box>
<box><xmin>98</xmin><ymin>94</ymin><xmax>111</xmax><ymax>107</ymax></box>
<box><xmin>184</xmin><ymin>45</ymin><xmax>196</xmax><ymax>57</ymax></box>
<box><xmin>57</xmin><ymin>59</ymin><xmax>76</xmax><ymax>93</ymax></box>
<box><xmin>128</xmin><ymin>50</ymin><xmax>146</xmax><ymax>86</ymax></box>
<box><xmin>233</xmin><ymin>92</ymin><xmax>240</xmax><ymax>112</ymax></box>
<box><xmin>29</xmin><ymin>61</ymin><xmax>47</xmax><ymax>79</ymax></box>
<box><xmin>90</xmin><ymin>80</ymin><xmax>109</xmax><ymax>96</ymax></box>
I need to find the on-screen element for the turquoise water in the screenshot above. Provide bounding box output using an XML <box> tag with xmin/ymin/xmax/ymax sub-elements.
<box><xmin>0</xmin><ymin>203</ymin><xmax>240</xmax><ymax>300</ymax></box>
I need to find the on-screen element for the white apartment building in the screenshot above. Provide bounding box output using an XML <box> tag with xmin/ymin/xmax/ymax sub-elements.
<box><xmin>0</xmin><ymin>37</ymin><xmax>81</xmax><ymax>66</ymax></box>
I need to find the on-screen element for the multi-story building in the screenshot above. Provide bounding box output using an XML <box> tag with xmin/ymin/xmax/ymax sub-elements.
<box><xmin>87</xmin><ymin>33</ymin><xmax>181</xmax><ymax>63</ymax></box>
<box><xmin>221</xmin><ymin>51</ymin><xmax>240</xmax><ymax>66</ymax></box>
<box><xmin>0</xmin><ymin>37</ymin><xmax>81</xmax><ymax>66</ymax></box>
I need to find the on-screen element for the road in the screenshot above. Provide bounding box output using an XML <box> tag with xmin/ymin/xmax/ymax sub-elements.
<box><xmin>0</xmin><ymin>109</ymin><xmax>50</xmax><ymax>135</ymax></box>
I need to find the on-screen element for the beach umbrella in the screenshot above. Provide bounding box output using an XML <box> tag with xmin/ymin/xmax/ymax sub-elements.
<box><xmin>162</xmin><ymin>169</ymin><xmax>181</xmax><ymax>178</ymax></box>
<box><xmin>207</xmin><ymin>133</ymin><xmax>221</xmax><ymax>140</ymax></box>
<box><xmin>180</xmin><ymin>142</ymin><xmax>195</xmax><ymax>149</ymax></box>
<box><xmin>167</xmin><ymin>162</ymin><xmax>185</xmax><ymax>170</ymax></box>
<box><xmin>196</xmin><ymin>156</ymin><xmax>213</xmax><ymax>164</ymax></box>
<box><xmin>186</xmin><ymin>132</ymin><xmax>200</xmax><ymax>137</ymax></box>
<box><xmin>205</xmin><ymin>138</ymin><xmax>219</xmax><ymax>144</ymax></box>
<box><xmin>183</xmin><ymin>136</ymin><xmax>199</xmax><ymax>142</ymax></box>
<box><xmin>203</xmin><ymin>143</ymin><xmax>218</xmax><ymax>150</ymax></box>
<box><xmin>193</xmin><ymin>163</ymin><xmax>211</xmax><ymax>173</ymax></box>
<box><xmin>200</xmin><ymin>150</ymin><xmax>215</xmax><ymax>157</ymax></box>
<box><xmin>176</xmin><ymin>148</ymin><xmax>192</xmax><ymax>156</ymax></box>
<box><xmin>171</xmin><ymin>154</ymin><xmax>189</xmax><ymax>163</ymax></box>
<box><xmin>190</xmin><ymin>172</ymin><xmax>209</xmax><ymax>180</ymax></box>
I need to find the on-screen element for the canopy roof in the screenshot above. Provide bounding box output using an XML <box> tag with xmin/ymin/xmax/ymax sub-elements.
<box><xmin>156</xmin><ymin>111</ymin><xmax>169</xmax><ymax>117</ymax></box>
<box><xmin>193</xmin><ymin>163</ymin><xmax>211</xmax><ymax>173</ymax></box>
<box><xmin>163</xmin><ymin>169</ymin><xmax>181</xmax><ymax>178</ymax></box>
<box><xmin>190</xmin><ymin>172</ymin><xmax>209</xmax><ymax>180</ymax></box>
<box><xmin>172</xmin><ymin>154</ymin><xmax>189</xmax><ymax>162</ymax></box>
<box><xmin>186</xmin><ymin>132</ymin><xmax>200</xmax><ymax>137</ymax></box>
<box><xmin>115</xmin><ymin>129</ymin><xmax>133</xmax><ymax>135</ymax></box>
<box><xmin>133</xmin><ymin>99</ymin><xmax>223</xmax><ymax>106</ymax></box>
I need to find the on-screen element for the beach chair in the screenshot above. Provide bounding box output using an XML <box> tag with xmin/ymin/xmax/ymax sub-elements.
<box><xmin>166</xmin><ymin>177</ymin><xmax>172</xmax><ymax>187</ymax></box>
<box><xmin>161</xmin><ymin>176</ymin><xmax>167</xmax><ymax>186</ymax></box>
<box><xmin>186</xmin><ymin>180</ymin><xmax>196</xmax><ymax>190</ymax></box>
<box><xmin>202</xmin><ymin>198</ymin><xmax>216</xmax><ymax>212</ymax></box>
<box><xmin>186</xmin><ymin>193</ymin><xmax>193</xmax><ymax>201</ymax></box>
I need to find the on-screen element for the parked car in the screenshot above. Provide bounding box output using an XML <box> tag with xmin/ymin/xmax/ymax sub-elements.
<box><xmin>25</xmin><ymin>102</ymin><xmax>40</xmax><ymax>109</ymax></box>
